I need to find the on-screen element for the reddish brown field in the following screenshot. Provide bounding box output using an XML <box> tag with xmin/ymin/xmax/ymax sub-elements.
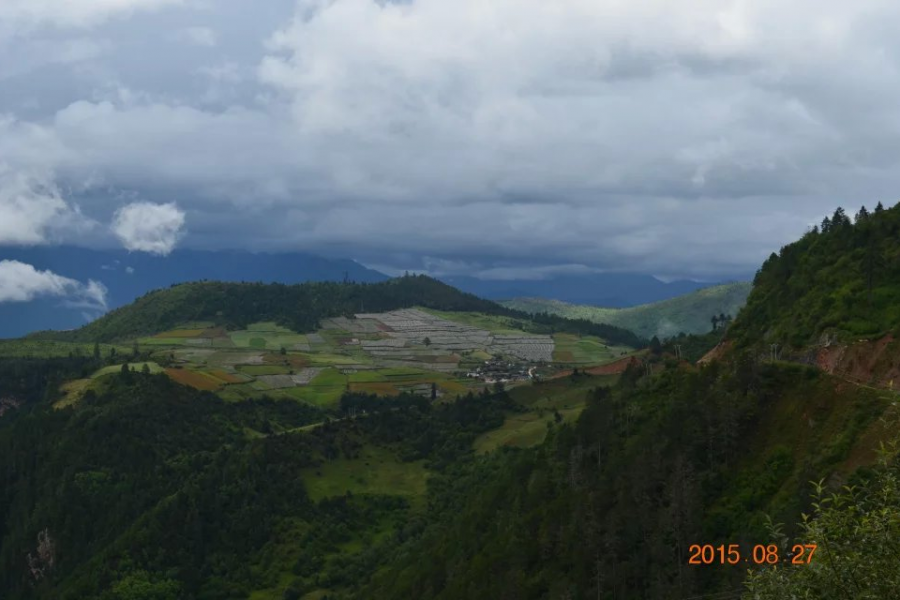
<box><xmin>206</xmin><ymin>369</ymin><xmax>245</xmax><ymax>384</ymax></box>
<box><xmin>555</xmin><ymin>350</ymin><xmax>575</xmax><ymax>362</ymax></box>
<box><xmin>585</xmin><ymin>356</ymin><xmax>639</xmax><ymax>375</ymax></box>
<box><xmin>165</xmin><ymin>368</ymin><xmax>221</xmax><ymax>391</ymax></box>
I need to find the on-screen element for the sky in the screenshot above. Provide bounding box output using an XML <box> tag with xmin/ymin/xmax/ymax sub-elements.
<box><xmin>3</xmin><ymin>0</ymin><xmax>900</xmax><ymax>306</ymax></box>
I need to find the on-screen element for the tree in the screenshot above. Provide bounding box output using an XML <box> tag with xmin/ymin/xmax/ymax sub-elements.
<box><xmin>120</xmin><ymin>363</ymin><xmax>133</xmax><ymax>383</ymax></box>
<box><xmin>280</xmin><ymin>346</ymin><xmax>287</xmax><ymax>356</ymax></box>
<box><xmin>711</xmin><ymin>315</ymin><xmax>720</xmax><ymax>331</ymax></box>
<box><xmin>649</xmin><ymin>336</ymin><xmax>662</xmax><ymax>355</ymax></box>
<box><xmin>423</xmin><ymin>337</ymin><xmax>431</xmax><ymax>347</ymax></box>
<box><xmin>431</xmin><ymin>382</ymin><xmax>437</xmax><ymax>400</ymax></box>
<box><xmin>875</xmin><ymin>201</ymin><xmax>885</xmax><ymax>213</ymax></box>
<box><xmin>744</xmin><ymin>440</ymin><xmax>900</xmax><ymax>599</ymax></box>
<box><xmin>142</xmin><ymin>363</ymin><xmax>151</xmax><ymax>375</ymax></box>
<box><xmin>93</xmin><ymin>342</ymin><xmax>101</xmax><ymax>360</ymax></box>
<box><xmin>832</xmin><ymin>206</ymin><xmax>850</xmax><ymax>227</ymax></box>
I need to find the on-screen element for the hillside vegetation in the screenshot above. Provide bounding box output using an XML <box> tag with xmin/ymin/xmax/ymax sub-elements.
<box><xmin>5</xmin><ymin>206</ymin><xmax>900</xmax><ymax>599</ymax></box>
<box><xmin>730</xmin><ymin>202</ymin><xmax>900</xmax><ymax>348</ymax></box>
<box><xmin>503</xmin><ymin>281</ymin><xmax>751</xmax><ymax>339</ymax></box>
<box><xmin>32</xmin><ymin>275</ymin><xmax>644</xmax><ymax>348</ymax></box>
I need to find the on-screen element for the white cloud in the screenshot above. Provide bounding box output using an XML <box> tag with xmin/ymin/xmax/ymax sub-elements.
<box><xmin>111</xmin><ymin>201</ymin><xmax>186</xmax><ymax>255</ymax></box>
<box><xmin>5</xmin><ymin>0</ymin><xmax>900</xmax><ymax>278</ymax></box>
<box><xmin>0</xmin><ymin>260</ymin><xmax>107</xmax><ymax>312</ymax></box>
<box><xmin>0</xmin><ymin>166</ymin><xmax>96</xmax><ymax>245</ymax></box>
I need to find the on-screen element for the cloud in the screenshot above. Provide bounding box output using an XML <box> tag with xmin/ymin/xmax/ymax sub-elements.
<box><xmin>0</xmin><ymin>165</ymin><xmax>96</xmax><ymax>245</ymax></box>
<box><xmin>181</xmin><ymin>26</ymin><xmax>217</xmax><ymax>47</ymax></box>
<box><xmin>5</xmin><ymin>0</ymin><xmax>900</xmax><ymax>279</ymax></box>
<box><xmin>0</xmin><ymin>260</ymin><xmax>107</xmax><ymax>313</ymax></box>
<box><xmin>111</xmin><ymin>201</ymin><xmax>186</xmax><ymax>255</ymax></box>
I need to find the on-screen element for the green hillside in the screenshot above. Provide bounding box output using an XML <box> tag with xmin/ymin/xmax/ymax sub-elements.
<box><xmin>30</xmin><ymin>275</ymin><xmax>644</xmax><ymax>348</ymax></box>
<box><xmin>503</xmin><ymin>281</ymin><xmax>751</xmax><ymax>339</ymax></box>
<box><xmin>731</xmin><ymin>202</ymin><xmax>900</xmax><ymax>349</ymax></box>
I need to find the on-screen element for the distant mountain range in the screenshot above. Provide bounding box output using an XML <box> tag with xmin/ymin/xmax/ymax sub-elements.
<box><xmin>0</xmin><ymin>245</ymin><xmax>745</xmax><ymax>339</ymax></box>
<box><xmin>503</xmin><ymin>282</ymin><xmax>753</xmax><ymax>339</ymax></box>
<box><xmin>0</xmin><ymin>247</ymin><xmax>387</xmax><ymax>338</ymax></box>
<box><xmin>443</xmin><ymin>273</ymin><xmax>720</xmax><ymax>307</ymax></box>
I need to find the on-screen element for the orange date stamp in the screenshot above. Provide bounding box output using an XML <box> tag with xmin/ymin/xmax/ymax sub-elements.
<box><xmin>688</xmin><ymin>544</ymin><xmax>817</xmax><ymax>565</ymax></box>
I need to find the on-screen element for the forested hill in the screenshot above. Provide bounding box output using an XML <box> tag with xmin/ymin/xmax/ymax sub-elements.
<box><xmin>729</xmin><ymin>202</ymin><xmax>900</xmax><ymax>349</ymax></box>
<box><xmin>35</xmin><ymin>275</ymin><xmax>645</xmax><ymax>347</ymax></box>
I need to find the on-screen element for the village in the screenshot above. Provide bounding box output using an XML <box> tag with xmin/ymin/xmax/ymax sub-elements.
<box><xmin>464</xmin><ymin>356</ymin><xmax>535</xmax><ymax>384</ymax></box>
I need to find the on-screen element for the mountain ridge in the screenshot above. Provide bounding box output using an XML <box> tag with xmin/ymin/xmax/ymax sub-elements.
<box><xmin>503</xmin><ymin>281</ymin><xmax>752</xmax><ymax>339</ymax></box>
<box><xmin>443</xmin><ymin>272</ymin><xmax>722</xmax><ymax>307</ymax></box>
<box><xmin>32</xmin><ymin>275</ymin><xmax>646</xmax><ymax>348</ymax></box>
<box><xmin>0</xmin><ymin>247</ymin><xmax>388</xmax><ymax>338</ymax></box>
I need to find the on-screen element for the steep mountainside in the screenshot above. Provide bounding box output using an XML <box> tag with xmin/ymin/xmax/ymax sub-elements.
<box><xmin>730</xmin><ymin>203</ymin><xmax>900</xmax><ymax>349</ymax></box>
<box><xmin>503</xmin><ymin>282</ymin><xmax>751</xmax><ymax>339</ymax></box>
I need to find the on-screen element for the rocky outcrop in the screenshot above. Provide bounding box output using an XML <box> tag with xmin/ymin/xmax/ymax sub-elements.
<box><xmin>815</xmin><ymin>334</ymin><xmax>900</xmax><ymax>389</ymax></box>
<box><xmin>26</xmin><ymin>528</ymin><xmax>56</xmax><ymax>582</ymax></box>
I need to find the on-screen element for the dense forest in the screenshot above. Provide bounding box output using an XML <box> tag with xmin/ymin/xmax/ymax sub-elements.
<box><xmin>0</xmin><ymin>365</ymin><xmax>516</xmax><ymax>599</ymax></box>
<box><xmin>731</xmin><ymin>202</ymin><xmax>900</xmax><ymax>348</ymax></box>
<box><xmin>352</xmin><ymin>358</ymin><xmax>891</xmax><ymax>599</ymax></box>
<box><xmin>2</xmin><ymin>351</ymin><xmax>894</xmax><ymax>599</ymax></box>
<box><xmin>30</xmin><ymin>275</ymin><xmax>644</xmax><ymax>348</ymax></box>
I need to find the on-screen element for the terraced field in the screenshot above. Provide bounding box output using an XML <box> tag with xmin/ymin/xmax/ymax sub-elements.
<box><xmin>44</xmin><ymin>308</ymin><xmax>635</xmax><ymax>409</ymax></box>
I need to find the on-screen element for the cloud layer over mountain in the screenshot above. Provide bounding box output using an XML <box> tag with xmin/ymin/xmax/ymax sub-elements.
<box><xmin>3</xmin><ymin>0</ymin><xmax>900</xmax><ymax>278</ymax></box>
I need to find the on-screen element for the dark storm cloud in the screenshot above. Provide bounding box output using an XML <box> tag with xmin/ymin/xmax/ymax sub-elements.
<box><xmin>3</xmin><ymin>0</ymin><xmax>900</xmax><ymax>280</ymax></box>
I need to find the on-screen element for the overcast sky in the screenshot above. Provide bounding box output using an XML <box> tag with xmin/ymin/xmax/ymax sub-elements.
<box><xmin>2</xmin><ymin>0</ymin><xmax>900</xmax><ymax>287</ymax></box>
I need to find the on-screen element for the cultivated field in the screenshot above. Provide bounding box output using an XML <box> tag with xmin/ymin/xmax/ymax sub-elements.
<box><xmin>64</xmin><ymin>308</ymin><xmax>634</xmax><ymax>408</ymax></box>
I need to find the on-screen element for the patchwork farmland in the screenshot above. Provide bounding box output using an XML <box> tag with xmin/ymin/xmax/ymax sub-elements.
<box><xmin>79</xmin><ymin>308</ymin><xmax>635</xmax><ymax>408</ymax></box>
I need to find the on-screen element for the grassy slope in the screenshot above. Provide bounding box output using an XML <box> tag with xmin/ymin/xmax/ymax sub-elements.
<box><xmin>503</xmin><ymin>281</ymin><xmax>751</xmax><ymax>339</ymax></box>
<box><xmin>474</xmin><ymin>374</ymin><xmax>619</xmax><ymax>453</ymax></box>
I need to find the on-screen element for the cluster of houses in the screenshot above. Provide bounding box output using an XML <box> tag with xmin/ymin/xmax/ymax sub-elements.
<box><xmin>464</xmin><ymin>357</ymin><xmax>533</xmax><ymax>384</ymax></box>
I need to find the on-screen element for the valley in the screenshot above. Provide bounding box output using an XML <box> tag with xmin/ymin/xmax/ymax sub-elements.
<box><xmin>4</xmin><ymin>206</ymin><xmax>900</xmax><ymax>600</ymax></box>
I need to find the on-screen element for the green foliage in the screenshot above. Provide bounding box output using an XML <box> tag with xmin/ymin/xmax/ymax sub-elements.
<box><xmin>352</xmin><ymin>361</ymin><xmax>890</xmax><ymax>600</ymax></box>
<box><xmin>731</xmin><ymin>202</ymin><xmax>900</xmax><ymax>348</ymax></box>
<box><xmin>744</xmin><ymin>439</ymin><xmax>900</xmax><ymax>599</ymax></box>
<box><xmin>663</xmin><ymin>330</ymin><xmax>726</xmax><ymax>362</ymax></box>
<box><xmin>0</xmin><ymin>360</ymin><xmax>517</xmax><ymax>599</ymax></box>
